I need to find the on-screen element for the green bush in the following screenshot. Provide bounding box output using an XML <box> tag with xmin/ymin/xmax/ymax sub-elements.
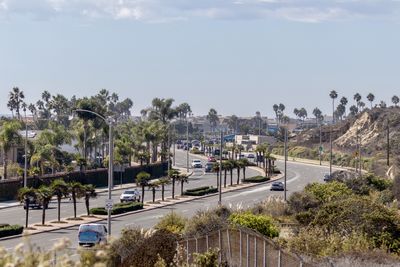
<box><xmin>0</xmin><ymin>224</ymin><xmax>24</xmax><ymax>238</ymax></box>
<box><xmin>305</xmin><ymin>181</ymin><xmax>352</xmax><ymax>203</ymax></box>
<box><xmin>245</xmin><ymin>176</ymin><xmax>270</xmax><ymax>183</ymax></box>
<box><xmin>185</xmin><ymin>186</ymin><xmax>210</xmax><ymax>193</ymax></box>
<box><xmin>229</xmin><ymin>212</ymin><xmax>279</xmax><ymax>238</ymax></box>
<box><xmin>155</xmin><ymin>212</ymin><xmax>187</xmax><ymax>234</ymax></box>
<box><xmin>184</xmin><ymin>187</ymin><xmax>218</xmax><ymax>196</ymax></box>
<box><xmin>90</xmin><ymin>202</ymin><xmax>143</xmax><ymax>215</ymax></box>
<box><xmin>184</xmin><ymin>207</ymin><xmax>230</xmax><ymax>237</ymax></box>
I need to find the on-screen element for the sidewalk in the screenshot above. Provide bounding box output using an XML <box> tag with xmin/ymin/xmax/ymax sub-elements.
<box><xmin>0</xmin><ymin>166</ymin><xmax>193</xmax><ymax>210</ymax></box>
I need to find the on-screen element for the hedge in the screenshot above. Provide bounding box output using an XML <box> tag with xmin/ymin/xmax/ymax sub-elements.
<box><xmin>184</xmin><ymin>187</ymin><xmax>218</xmax><ymax>196</ymax></box>
<box><xmin>244</xmin><ymin>176</ymin><xmax>270</xmax><ymax>183</ymax></box>
<box><xmin>0</xmin><ymin>224</ymin><xmax>24</xmax><ymax>238</ymax></box>
<box><xmin>185</xmin><ymin>186</ymin><xmax>210</xmax><ymax>193</ymax></box>
<box><xmin>90</xmin><ymin>202</ymin><xmax>143</xmax><ymax>215</ymax></box>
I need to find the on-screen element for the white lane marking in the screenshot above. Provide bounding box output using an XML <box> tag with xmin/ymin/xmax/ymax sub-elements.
<box><xmin>49</xmin><ymin>238</ymin><xmax>61</xmax><ymax>242</ymax></box>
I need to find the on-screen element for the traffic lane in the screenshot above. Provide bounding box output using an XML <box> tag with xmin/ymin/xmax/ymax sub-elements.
<box><xmin>0</xmin><ymin>166</ymin><xmax>298</xmax><ymax>250</ymax></box>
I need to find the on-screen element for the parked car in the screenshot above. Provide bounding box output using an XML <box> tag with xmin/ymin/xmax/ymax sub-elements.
<box><xmin>205</xmin><ymin>162</ymin><xmax>214</xmax><ymax>172</ymax></box>
<box><xmin>270</xmin><ymin>182</ymin><xmax>285</xmax><ymax>191</ymax></box>
<box><xmin>191</xmin><ymin>159</ymin><xmax>203</xmax><ymax>168</ymax></box>
<box><xmin>237</xmin><ymin>154</ymin><xmax>245</xmax><ymax>160</ymax></box>
<box><xmin>246</xmin><ymin>154</ymin><xmax>255</xmax><ymax>159</ymax></box>
<box><xmin>208</xmin><ymin>156</ymin><xmax>216</xmax><ymax>162</ymax></box>
<box><xmin>23</xmin><ymin>196</ymin><xmax>48</xmax><ymax>210</ymax></box>
<box><xmin>119</xmin><ymin>189</ymin><xmax>141</xmax><ymax>203</ymax></box>
<box><xmin>78</xmin><ymin>223</ymin><xmax>107</xmax><ymax>247</ymax></box>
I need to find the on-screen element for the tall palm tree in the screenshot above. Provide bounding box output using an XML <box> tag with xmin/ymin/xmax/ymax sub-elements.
<box><xmin>312</xmin><ymin>108</ymin><xmax>322</xmax><ymax>124</ymax></box>
<box><xmin>212</xmin><ymin>163</ymin><xmax>220</xmax><ymax>188</ymax></box>
<box><xmin>168</xmin><ymin>169</ymin><xmax>180</xmax><ymax>199</ymax></box>
<box><xmin>329</xmin><ymin>90</ymin><xmax>338</xmax><ymax>123</ymax></box>
<box><xmin>340</xmin><ymin>97</ymin><xmax>348</xmax><ymax>116</ymax></box>
<box><xmin>36</xmin><ymin>185</ymin><xmax>53</xmax><ymax>225</ymax></box>
<box><xmin>367</xmin><ymin>93</ymin><xmax>375</xmax><ymax>109</ymax></box>
<box><xmin>354</xmin><ymin>93</ymin><xmax>362</xmax><ymax>109</ymax></box>
<box><xmin>392</xmin><ymin>95</ymin><xmax>399</xmax><ymax>107</ymax></box>
<box><xmin>50</xmin><ymin>179</ymin><xmax>69</xmax><ymax>222</ymax></box>
<box><xmin>68</xmin><ymin>182</ymin><xmax>86</xmax><ymax>219</ymax></box>
<box><xmin>238</xmin><ymin>158</ymin><xmax>249</xmax><ymax>181</ymax></box>
<box><xmin>207</xmin><ymin>108</ymin><xmax>219</xmax><ymax>132</ymax></box>
<box><xmin>8</xmin><ymin>87</ymin><xmax>25</xmax><ymax>120</ymax></box>
<box><xmin>18</xmin><ymin>187</ymin><xmax>37</xmax><ymax>228</ymax></box>
<box><xmin>136</xmin><ymin>171</ymin><xmax>151</xmax><ymax>203</ymax></box>
<box><xmin>227</xmin><ymin>159</ymin><xmax>236</xmax><ymax>186</ymax></box>
<box><xmin>148</xmin><ymin>182</ymin><xmax>159</xmax><ymax>203</ymax></box>
<box><xmin>84</xmin><ymin>184</ymin><xmax>97</xmax><ymax>216</ymax></box>
<box><xmin>273</xmin><ymin>104</ymin><xmax>279</xmax><ymax>124</ymax></box>
<box><xmin>0</xmin><ymin>120</ymin><xmax>22</xmax><ymax>180</ymax></box>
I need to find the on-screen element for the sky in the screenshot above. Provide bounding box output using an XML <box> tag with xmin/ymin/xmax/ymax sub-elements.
<box><xmin>1</xmin><ymin>0</ymin><xmax>400</xmax><ymax>118</ymax></box>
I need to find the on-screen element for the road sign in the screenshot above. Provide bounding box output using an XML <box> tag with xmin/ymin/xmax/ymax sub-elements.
<box><xmin>105</xmin><ymin>199</ymin><xmax>113</xmax><ymax>210</ymax></box>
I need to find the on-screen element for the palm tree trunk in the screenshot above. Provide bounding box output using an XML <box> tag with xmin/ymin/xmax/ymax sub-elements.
<box><xmin>216</xmin><ymin>171</ymin><xmax>219</xmax><ymax>188</ymax></box>
<box><xmin>172</xmin><ymin>178</ymin><xmax>175</xmax><ymax>199</ymax></box>
<box><xmin>85</xmin><ymin>197</ymin><xmax>90</xmax><ymax>216</ymax></box>
<box><xmin>141</xmin><ymin>186</ymin><xmax>145</xmax><ymax>203</ymax></box>
<box><xmin>230</xmin><ymin>169</ymin><xmax>233</xmax><ymax>186</ymax></box>
<box><xmin>243</xmin><ymin>167</ymin><xmax>246</xmax><ymax>181</ymax></box>
<box><xmin>73</xmin><ymin>192</ymin><xmax>77</xmax><ymax>218</ymax></box>
<box><xmin>237</xmin><ymin>167</ymin><xmax>240</xmax><ymax>184</ymax></box>
<box><xmin>152</xmin><ymin>188</ymin><xmax>156</xmax><ymax>202</ymax></box>
<box><xmin>42</xmin><ymin>203</ymin><xmax>46</xmax><ymax>225</ymax></box>
<box><xmin>3</xmin><ymin>150</ymin><xmax>7</xmax><ymax>180</ymax></box>
<box><xmin>25</xmin><ymin>199</ymin><xmax>29</xmax><ymax>228</ymax></box>
<box><xmin>224</xmin><ymin>170</ymin><xmax>227</xmax><ymax>188</ymax></box>
<box><xmin>162</xmin><ymin>184</ymin><xmax>165</xmax><ymax>201</ymax></box>
<box><xmin>57</xmin><ymin>196</ymin><xmax>61</xmax><ymax>222</ymax></box>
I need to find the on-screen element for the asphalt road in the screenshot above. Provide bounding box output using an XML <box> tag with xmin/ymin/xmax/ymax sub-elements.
<box><xmin>0</xmin><ymin>150</ymin><xmax>259</xmax><ymax>232</ymax></box>
<box><xmin>0</xmin><ymin>152</ymin><xmax>335</xmax><ymax>251</ymax></box>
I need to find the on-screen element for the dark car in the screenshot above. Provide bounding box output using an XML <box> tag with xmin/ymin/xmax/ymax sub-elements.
<box><xmin>205</xmin><ymin>162</ymin><xmax>214</xmax><ymax>172</ymax></box>
<box><xmin>323</xmin><ymin>173</ymin><xmax>332</xmax><ymax>182</ymax></box>
<box><xmin>270</xmin><ymin>182</ymin><xmax>284</xmax><ymax>191</ymax></box>
<box><xmin>23</xmin><ymin>196</ymin><xmax>48</xmax><ymax>209</ymax></box>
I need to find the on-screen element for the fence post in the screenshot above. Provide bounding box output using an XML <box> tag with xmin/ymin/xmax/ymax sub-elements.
<box><xmin>186</xmin><ymin>240</ymin><xmax>189</xmax><ymax>265</ymax></box>
<box><xmin>278</xmin><ymin>249</ymin><xmax>281</xmax><ymax>267</ymax></box>
<box><xmin>195</xmin><ymin>238</ymin><xmax>198</xmax><ymax>253</ymax></box>
<box><xmin>263</xmin><ymin>240</ymin><xmax>266</xmax><ymax>267</ymax></box>
<box><xmin>206</xmin><ymin>234</ymin><xmax>209</xmax><ymax>251</ymax></box>
<box><xmin>254</xmin><ymin>237</ymin><xmax>257</xmax><ymax>267</ymax></box>
<box><xmin>227</xmin><ymin>229</ymin><xmax>232</xmax><ymax>261</ymax></box>
<box><xmin>219</xmin><ymin>230</ymin><xmax>222</xmax><ymax>265</ymax></box>
<box><xmin>246</xmin><ymin>234</ymin><xmax>249</xmax><ymax>267</ymax></box>
<box><xmin>239</xmin><ymin>230</ymin><xmax>242</xmax><ymax>267</ymax></box>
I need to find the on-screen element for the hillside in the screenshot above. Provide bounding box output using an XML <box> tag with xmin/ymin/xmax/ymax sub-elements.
<box><xmin>293</xmin><ymin>107</ymin><xmax>400</xmax><ymax>177</ymax></box>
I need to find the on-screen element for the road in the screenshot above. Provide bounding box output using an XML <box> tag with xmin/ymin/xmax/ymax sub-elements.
<box><xmin>0</xmin><ymin>151</ymin><xmax>335</xmax><ymax>251</ymax></box>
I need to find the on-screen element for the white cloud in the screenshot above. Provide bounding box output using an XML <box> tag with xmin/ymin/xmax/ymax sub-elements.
<box><xmin>0</xmin><ymin>0</ymin><xmax>399</xmax><ymax>22</ymax></box>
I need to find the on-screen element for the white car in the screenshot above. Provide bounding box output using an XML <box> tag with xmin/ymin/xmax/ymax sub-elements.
<box><xmin>120</xmin><ymin>189</ymin><xmax>141</xmax><ymax>203</ymax></box>
<box><xmin>191</xmin><ymin>159</ymin><xmax>203</xmax><ymax>168</ymax></box>
<box><xmin>78</xmin><ymin>223</ymin><xmax>107</xmax><ymax>247</ymax></box>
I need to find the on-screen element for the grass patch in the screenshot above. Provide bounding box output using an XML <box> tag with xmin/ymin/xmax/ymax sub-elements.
<box><xmin>0</xmin><ymin>224</ymin><xmax>24</xmax><ymax>238</ymax></box>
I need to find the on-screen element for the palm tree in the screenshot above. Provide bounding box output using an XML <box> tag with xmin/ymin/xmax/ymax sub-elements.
<box><xmin>222</xmin><ymin>161</ymin><xmax>231</xmax><ymax>188</ymax></box>
<box><xmin>212</xmin><ymin>163</ymin><xmax>220</xmax><ymax>188</ymax></box>
<box><xmin>329</xmin><ymin>90</ymin><xmax>338</xmax><ymax>123</ymax></box>
<box><xmin>207</xmin><ymin>108</ymin><xmax>219</xmax><ymax>132</ymax></box>
<box><xmin>392</xmin><ymin>95</ymin><xmax>399</xmax><ymax>107</ymax></box>
<box><xmin>148</xmin><ymin>182</ymin><xmax>159</xmax><ymax>203</ymax></box>
<box><xmin>18</xmin><ymin>187</ymin><xmax>37</xmax><ymax>228</ymax></box>
<box><xmin>0</xmin><ymin>120</ymin><xmax>22</xmax><ymax>180</ymax></box>
<box><xmin>36</xmin><ymin>185</ymin><xmax>53</xmax><ymax>225</ymax></box>
<box><xmin>177</xmin><ymin>174</ymin><xmax>189</xmax><ymax>196</ymax></box>
<box><xmin>68</xmin><ymin>182</ymin><xmax>86</xmax><ymax>219</ymax></box>
<box><xmin>83</xmin><ymin>184</ymin><xmax>97</xmax><ymax>216</ymax></box>
<box><xmin>367</xmin><ymin>93</ymin><xmax>375</xmax><ymax>109</ymax></box>
<box><xmin>312</xmin><ymin>108</ymin><xmax>322</xmax><ymax>125</ymax></box>
<box><xmin>136</xmin><ymin>171</ymin><xmax>151</xmax><ymax>203</ymax></box>
<box><xmin>8</xmin><ymin>87</ymin><xmax>25</xmax><ymax>120</ymax></box>
<box><xmin>238</xmin><ymin>158</ymin><xmax>249</xmax><ymax>181</ymax></box>
<box><xmin>50</xmin><ymin>179</ymin><xmax>69</xmax><ymax>222</ymax></box>
<box><xmin>354</xmin><ymin>93</ymin><xmax>362</xmax><ymax>109</ymax></box>
<box><xmin>168</xmin><ymin>169</ymin><xmax>180</xmax><ymax>199</ymax></box>
<box><xmin>227</xmin><ymin>160</ymin><xmax>236</xmax><ymax>186</ymax></box>
<box><xmin>273</xmin><ymin>104</ymin><xmax>279</xmax><ymax>124</ymax></box>
<box><xmin>158</xmin><ymin>177</ymin><xmax>170</xmax><ymax>201</ymax></box>
<box><xmin>349</xmin><ymin>105</ymin><xmax>359</xmax><ymax>116</ymax></box>
<box><xmin>235</xmin><ymin>160</ymin><xmax>241</xmax><ymax>184</ymax></box>
<box><xmin>340</xmin><ymin>97</ymin><xmax>348</xmax><ymax>116</ymax></box>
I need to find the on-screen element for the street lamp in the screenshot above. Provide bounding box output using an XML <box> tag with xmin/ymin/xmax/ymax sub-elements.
<box><xmin>186</xmin><ymin>112</ymin><xmax>192</xmax><ymax>172</ymax></box>
<box><xmin>218</xmin><ymin>130</ymin><xmax>223</xmax><ymax>206</ymax></box>
<box><xmin>73</xmin><ymin>109</ymin><xmax>114</xmax><ymax>237</ymax></box>
<box><xmin>283</xmin><ymin>125</ymin><xmax>288</xmax><ymax>201</ymax></box>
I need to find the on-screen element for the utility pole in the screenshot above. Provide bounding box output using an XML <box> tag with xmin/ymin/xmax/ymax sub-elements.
<box><xmin>167</xmin><ymin>126</ymin><xmax>171</xmax><ymax>175</ymax></box>
<box><xmin>218</xmin><ymin>130</ymin><xmax>223</xmax><ymax>206</ymax></box>
<box><xmin>23</xmin><ymin>108</ymin><xmax>28</xmax><ymax>188</ymax></box>
<box><xmin>319</xmin><ymin>123</ymin><xmax>322</xmax><ymax>166</ymax></box>
<box><xmin>358</xmin><ymin>128</ymin><xmax>362</xmax><ymax>176</ymax></box>
<box><xmin>284</xmin><ymin>126</ymin><xmax>288</xmax><ymax>201</ymax></box>
<box><xmin>186</xmin><ymin>115</ymin><xmax>190</xmax><ymax>172</ymax></box>
<box><xmin>107</xmin><ymin>119</ymin><xmax>114</xmax><ymax>236</ymax></box>
<box><xmin>173</xmin><ymin>123</ymin><xmax>176</xmax><ymax>166</ymax></box>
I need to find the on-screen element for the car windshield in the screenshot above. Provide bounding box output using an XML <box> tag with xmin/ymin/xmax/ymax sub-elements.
<box><xmin>79</xmin><ymin>224</ymin><xmax>102</xmax><ymax>232</ymax></box>
<box><xmin>79</xmin><ymin>231</ymin><xmax>98</xmax><ymax>242</ymax></box>
<box><xmin>124</xmin><ymin>191</ymin><xmax>136</xmax><ymax>194</ymax></box>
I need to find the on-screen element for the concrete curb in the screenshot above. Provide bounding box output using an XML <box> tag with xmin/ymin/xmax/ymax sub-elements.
<box><xmin>0</xmin><ymin>169</ymin><xmax>280</xmax><ymax>242</ymax></box>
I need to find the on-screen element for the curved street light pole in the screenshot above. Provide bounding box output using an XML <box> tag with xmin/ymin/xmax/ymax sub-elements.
<box><xmin>74</xmin><ymin>109</ymin><xmax>114</xmax><ymax>237</ymax></box>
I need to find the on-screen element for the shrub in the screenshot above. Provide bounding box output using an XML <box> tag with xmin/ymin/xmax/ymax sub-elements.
<box><xmin>184</xmin><ymin>207</ymin><xmax>230</xmax><ymax>237</ymax></box>
<box><xmin>305</xmin><ymin>181</ymin><xmax>352</xmax><ymax>203</ymax></box>
<box><xmin>245</xmin><ymin>176</ymin><xmax>270</xmax><ymax>183</ymax></box>
<box><xmin>251</xmin><ymin>196</ymin><xmax>290</xmax><ymax>218</ymax></box>
<box><xmin>90</xmin><ymin>202</ymin><xmax>143</xmax><ymax>215</ymax></box>
<box><xmin>111</xmin><ymin>228</ymin><xmax>178</xmax><ymax>267</ymax></box>
<box><xmin>193</xmin><ymin>248</ymin><xmax>219</xmax><ymax>267</ymax></box>
<box><xmin>184</xmin><ymin>187</ymin><xmax>218</xmax><ymax>196</ymax></box>
<box><xmin>155</xmin><ymin>212</ymin><xmax>187</xmax><ymax>234</ymax></box>
<box><xmin>185</xmin><ymin>186</ymin><xmax>210</xmax><ymax>193</ymax></box>
<box><xmin>0</xmin><ymin>224</ymin><xmax>24</xmax><ymax>238</ymax></box>
<box><xmin>229</xmin><ymin>212</ymin><xmax>279</xmax><ymax>238</ymax></box>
